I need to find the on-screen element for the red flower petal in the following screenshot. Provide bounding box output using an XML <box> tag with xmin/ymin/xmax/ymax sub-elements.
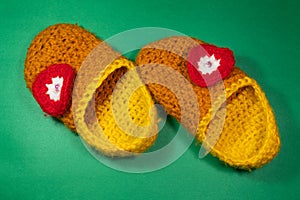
<box><xmin>187</xmin><ymin>44</ymin><xmax>235</xmax><ymax>87</ymax></box>
<box><xmin>32</xmin><ymin>64</ymin><xmax>75</xmax><ymax>116</ymax></box>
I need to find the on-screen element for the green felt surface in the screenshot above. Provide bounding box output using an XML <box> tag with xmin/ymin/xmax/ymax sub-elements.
<box><xmin>1</xmin><ymin>0</ymin><xmax>300</xmax><ymax>199</ymax></box>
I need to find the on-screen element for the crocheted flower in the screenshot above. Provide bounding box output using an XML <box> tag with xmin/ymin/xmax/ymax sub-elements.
<box><xmin>187</xmin><ymin>44</ymin><xmax>235</xmax><ymax>87</ymax></box>
<box><xmin>46</xmin><ymin>76</ymin><xmax>64</xmax><ymax>102</ymax></box>
<box><xmin>197</xmin><ymin>54</ymin><xmax>221</xmax><ymax>75</ymax></box>
<box><xmin>32</xmin><ymin>64</ymin><xmax>75</xmax><ymax>116</ymax></box>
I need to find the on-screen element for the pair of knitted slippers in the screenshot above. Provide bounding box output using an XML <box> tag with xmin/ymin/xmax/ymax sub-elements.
<box><xmin>24</xmin><ymin>24</ymin><xmax>280</xmax><ymax>170</ymax></box>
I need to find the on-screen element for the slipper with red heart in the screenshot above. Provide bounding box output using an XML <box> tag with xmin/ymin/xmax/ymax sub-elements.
<box><xmin>32</xmin><ymin>63</ymin><xmax>75</xmax><ymax>117</ymax></box>
<box><xmin>187</xmin><ymin>44</ymin><xmax>235</xmax><ymax>87</ymax></box>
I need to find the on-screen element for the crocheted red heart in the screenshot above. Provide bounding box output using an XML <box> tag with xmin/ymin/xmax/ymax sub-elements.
<box><xmin>187</xmin><ymin>44</ymin><xmax>235</xmax><ymax>87</ymax></box>
<box><xmin>32</xmin><ymin>64</ymin><xmax>75</xmax><ymax>116</ymax></box>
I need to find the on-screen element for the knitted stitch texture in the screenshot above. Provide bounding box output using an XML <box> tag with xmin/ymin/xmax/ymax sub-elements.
<box><xmin>24</xmin><ymin>24</ymin><xmax>157</xmax><ymax>156</ymax></box>
<box><xmin>135</xmin><ymin>36</ymin><xmax>280</xmax><ymax>169</ymax></box>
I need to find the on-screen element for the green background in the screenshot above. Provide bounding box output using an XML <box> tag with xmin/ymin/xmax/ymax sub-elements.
<box><xmin>1</xmin><ymin>0</ymin><xmax>300</xmax><ymax>199</ymax></box>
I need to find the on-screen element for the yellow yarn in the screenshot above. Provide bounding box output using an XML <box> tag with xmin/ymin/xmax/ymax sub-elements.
<box><xmin>198</xmin><ymin>77</ymin><xmax>280</xmax><ymax>169</ymax></box>
<box><xmin>72</xmin><ymin>57</ymin><xmax>158</xmax><ymax>156</ymax></box>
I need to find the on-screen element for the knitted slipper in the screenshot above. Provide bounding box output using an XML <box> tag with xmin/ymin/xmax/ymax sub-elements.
<box><xmin>135</xmin><ymin>36</ymin><xmax>280</xmax><ymax>169</ymax></box>
<box><xmin>24</xmin><ymin>24</ymin><xmax>157</xmax><ymax>156</ymax></box>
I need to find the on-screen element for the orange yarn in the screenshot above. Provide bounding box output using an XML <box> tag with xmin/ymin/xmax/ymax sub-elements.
<box><xmin>25</xmin><ymin>24</ymin><xmax>101</xmax><ymax>130</ymax></box>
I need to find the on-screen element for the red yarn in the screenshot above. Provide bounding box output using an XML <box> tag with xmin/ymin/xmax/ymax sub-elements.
<box><xmin>32</xmin><ymin>64</ymin><xmax>75</xmax><ymax>116</ymax></box>
<box><xmin>187</xmin><ymin>44</ymin><xmax>235</xmax><ymax>87</ymax></box>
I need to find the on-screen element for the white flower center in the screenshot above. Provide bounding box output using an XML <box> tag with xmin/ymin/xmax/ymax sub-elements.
<box><xmin>197</xmin><ymin>54</ymin><xmax>221</xmax><ymax>75</ymax></box>
<box><xmin>46</xmin><ymin>76</ymin><xmax>64</xmax><ymax>102</ymax></box>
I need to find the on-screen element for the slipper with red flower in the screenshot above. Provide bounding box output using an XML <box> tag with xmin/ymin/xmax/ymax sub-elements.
<box><xmin>135</xmin><ymin>36</ymin><xmax>280</xmax><ymax>170</ymax></box>
<box><xmin>24</xmin><ymin>24</ymin><xmax>158</xmax><ymax>156</ymax></box>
